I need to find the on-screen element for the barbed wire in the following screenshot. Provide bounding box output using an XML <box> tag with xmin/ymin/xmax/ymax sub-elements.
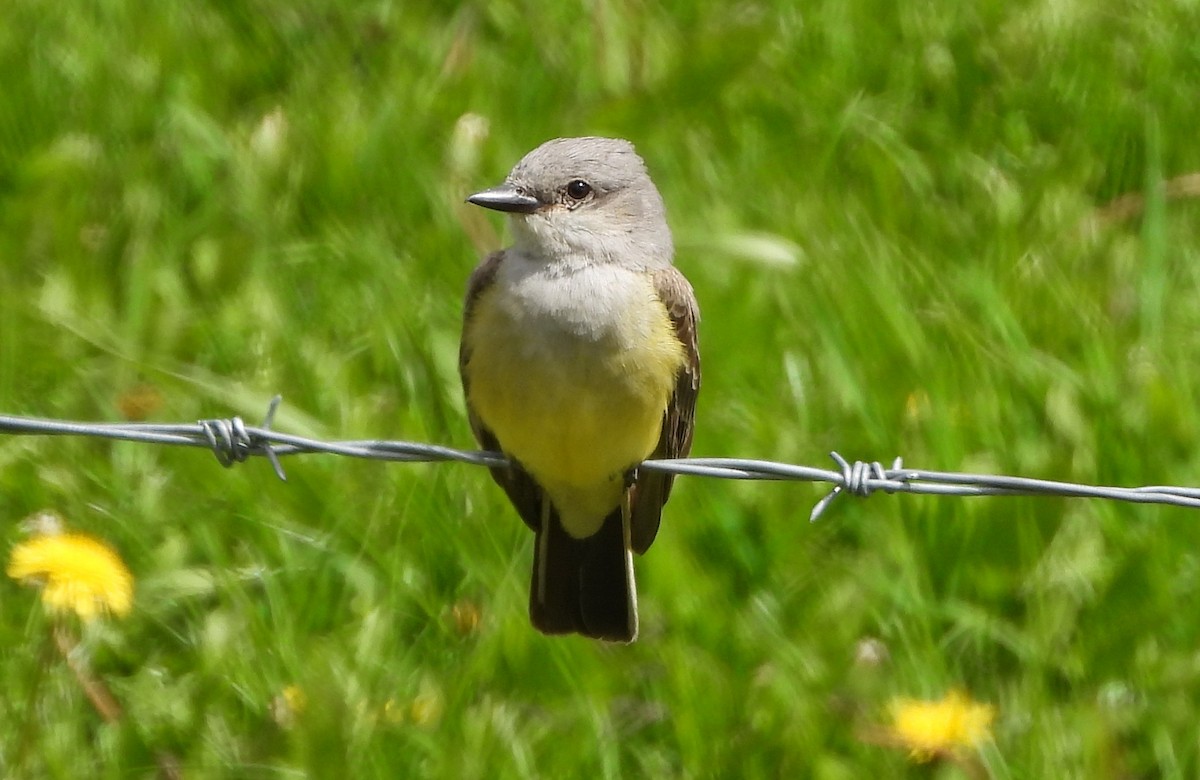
<box><xmin>3</xmin><ymin>396</ymin><xmax>1200</xmax><ymax>521</ymax></box>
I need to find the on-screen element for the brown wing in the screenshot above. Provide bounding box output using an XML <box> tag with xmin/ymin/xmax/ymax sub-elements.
<box><xmin>459</xmin><ymin>250</ymin><xmax>543</xmax><ymax>531</ymax></box>
<box><xmin>630</xmin><ymin>265</ymin><xmax>701</xmax><ymax>554</ymax></box>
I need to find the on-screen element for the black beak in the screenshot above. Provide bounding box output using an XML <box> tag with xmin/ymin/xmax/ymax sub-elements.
<box><xmin>467</xmin><ymin>184</ymin><xmax>541</xmax><ymax>214</ymax></box>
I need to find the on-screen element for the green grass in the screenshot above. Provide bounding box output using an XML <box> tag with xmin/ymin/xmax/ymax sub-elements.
<box><xmin>3</xmin><ymin>0</ymin><xmax>1200</xmax><ymax>776</ymax></box>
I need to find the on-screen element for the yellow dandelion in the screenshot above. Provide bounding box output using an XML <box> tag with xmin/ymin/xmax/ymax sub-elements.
<box><xmin>8</xmin><ymin>533</ymin><xmax>134</xmax><ymax>620</ymax></box>
<box><xmin>887</xmin><ymin>690</ymin><xmax>994</xmax><ymax>761</ymax></box>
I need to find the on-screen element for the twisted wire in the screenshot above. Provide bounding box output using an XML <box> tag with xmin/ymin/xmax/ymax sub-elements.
<box><xmin>3</xmin><ymin>396</ymin><xmax>1199</xmax><ymax>521</ymax></box>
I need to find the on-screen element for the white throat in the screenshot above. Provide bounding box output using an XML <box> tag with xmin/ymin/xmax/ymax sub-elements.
<box><xmin>508</xmin><ymin>211</ymin><xmax>671</xmax><ymax>274</ymax></box>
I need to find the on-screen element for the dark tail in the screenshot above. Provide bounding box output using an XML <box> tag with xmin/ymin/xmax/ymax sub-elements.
<box><xmin>530</xmin><ymin>503</ymin><xmax>638</xmax><ymax>642</ymax></box>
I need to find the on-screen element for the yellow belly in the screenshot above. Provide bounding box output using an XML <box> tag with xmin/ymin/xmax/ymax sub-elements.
<box><xmin>465</xmin><ymin>271</ymin><xmax>684</xmax><ymax>537</ymax></box>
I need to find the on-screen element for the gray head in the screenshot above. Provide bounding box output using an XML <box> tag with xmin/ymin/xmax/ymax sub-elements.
<box><xmin>468</xmin><ymin>137</ymin><xmax>673</xmax><ymax>269</ymax></box>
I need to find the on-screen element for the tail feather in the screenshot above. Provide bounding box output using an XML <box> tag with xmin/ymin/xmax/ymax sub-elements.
<box><xmin>529</xmin><ymin>505</ymin><xmax>585</xmax><ymax>635</ymax></box>
<box><xmin>530</xmin><ymin>500</ymin><xmax>637</xmax><ymax>642</ymax></box>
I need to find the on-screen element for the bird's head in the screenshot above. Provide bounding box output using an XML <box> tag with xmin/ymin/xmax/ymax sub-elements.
<box><xmin>468</xmin><ymin>137</ymin><xmax>673</xmax><ymax>270</ymax></box>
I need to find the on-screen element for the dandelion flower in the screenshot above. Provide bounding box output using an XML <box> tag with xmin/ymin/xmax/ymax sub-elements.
<box><xmin>887</xmin><ymin>690</ymin><xmax>994</xmax><ymax>761</ymax></box>
<box><xmin>8</xmin><ymin>533</ymin><xmax>134</xmax><ymax>620</ymax></box>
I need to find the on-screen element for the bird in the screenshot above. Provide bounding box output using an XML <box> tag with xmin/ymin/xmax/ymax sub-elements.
<box><xmin>459</xmin><ymin>136</ymin><xmax>700</xmax><ymax>642</ymax></box>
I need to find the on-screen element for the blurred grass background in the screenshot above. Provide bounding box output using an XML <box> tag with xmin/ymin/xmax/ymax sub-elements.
<box><xmin>3</xmin><ymin>0</ymin><xmax>1200</xmax><ymax>776</ymax></box>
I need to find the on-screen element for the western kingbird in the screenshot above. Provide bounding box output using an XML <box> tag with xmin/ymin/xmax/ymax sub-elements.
<box><xmin>459</xmin><ymin>137</ymin><xmax>700</xmax><ymax>642</ymax></box>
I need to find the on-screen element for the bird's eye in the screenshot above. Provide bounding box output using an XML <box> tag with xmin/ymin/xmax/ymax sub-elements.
<box><xmin>565</xmin><ymin>179</ymin><xmax>592</xmax><ymax>200</ymax></box>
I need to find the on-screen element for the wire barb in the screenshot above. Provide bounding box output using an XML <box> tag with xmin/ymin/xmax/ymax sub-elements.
<box><xmin>198</xmin><ymin>395</ymin><xmax>286</xmax><ymax>481</ymax></box>
<box><xmin>809</xmin><ymin>453</ymin><xmax>913</xmax><ymax>522</ymax></box>
<box><xmin>260</xmin><ymin>396</ymin><xmax>286</xmax><ymax>481</ymax></box>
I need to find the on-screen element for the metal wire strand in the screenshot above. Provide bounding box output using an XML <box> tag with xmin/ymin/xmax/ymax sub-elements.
<box><xmin>3</xmin><ymin>396</ymin><xmax>1200</xmax><ymax>519</ymax></box>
